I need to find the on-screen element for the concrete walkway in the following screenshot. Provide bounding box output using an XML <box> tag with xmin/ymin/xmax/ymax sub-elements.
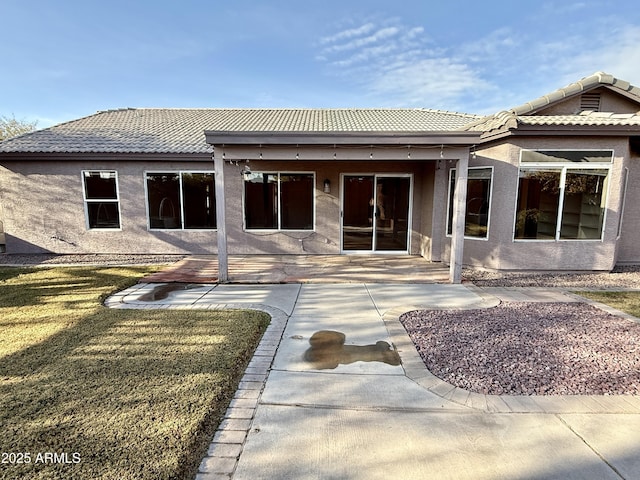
<box><xmin>105</xmin><ymin>283</ymin><xmax>640</xmax><ymax>480</ymax></box>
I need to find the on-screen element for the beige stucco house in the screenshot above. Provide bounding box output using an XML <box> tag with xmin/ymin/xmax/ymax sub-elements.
<box><xmin>1</xmin><ymin>72</ymin><xmax>640</xmax><ymax>281</ymax></box>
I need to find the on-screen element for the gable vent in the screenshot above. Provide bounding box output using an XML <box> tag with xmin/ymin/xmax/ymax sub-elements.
<box><xmin>580</xmin><ymin>92</ymin><xmax>601</xmax><ymax>111</ymax></box>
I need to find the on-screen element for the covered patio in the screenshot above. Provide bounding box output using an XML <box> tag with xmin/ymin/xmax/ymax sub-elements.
<box><xmin>141</xmin><ymin>254</ymin><xmax>450</xmax><ymax>284</ymax></box>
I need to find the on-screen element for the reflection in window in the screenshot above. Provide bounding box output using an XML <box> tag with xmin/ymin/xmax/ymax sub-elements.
<box><xmin>560</xmin><ymin>170</ymin><xmax>608</xmax><ymax>239</ymax></box>
<box><xmin>182</xmin><ymin>173</ymin><xmax>216</xmax><ymax>229</ymax></box>
<box><xmin>447</xmin><ymin>168</ymin><xmax>493</xmax><ymax>238</ymax></box>
<box><xmin>515</xmin><ymin>169</ymin><xmax>561</xmax><ymax>239</ymax></box>
<box><xmin>244</xmin><ymin>172</ymin><xmax>314</xmax><ymax>230</ymax></box>
<box><xmin>514</xmin><ymin>154</ymin><xmax>610</xmax><ymax>240</ymax></box>
<box><xmin>82</xmin><ymin>171</ymin><xmax>121</xmax><ymax>229</ymax></box>
<box><xmin>146</xmin><ymin>172</ymin><xmax>216</xmax><ymax>230</ymax></box>
<box><xmin>244</xmin><ymin>173</ymin><xmax>278</xmax><ymax>229</ymax></box>
<box><xmin>280</xmin><ymin>174</ymin><xmax>314</xmax><ymax>229</ymax></box>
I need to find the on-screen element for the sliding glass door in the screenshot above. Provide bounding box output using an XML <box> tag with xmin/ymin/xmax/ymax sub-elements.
<box><xmin>341</xmin><ymin>174</ymin><xmax>411</xmax><ymax>252</ymax></box>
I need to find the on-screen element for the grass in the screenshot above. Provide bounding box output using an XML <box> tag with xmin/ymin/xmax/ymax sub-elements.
<box><xmin>575</xmin><ymin>291</ymin><xmax>640</xmax><ymax>318</ymax></box>
<box><xmin>0</xmin><ymin>267</ymin><xmax>270</xmax><ymax>480</ymax></box>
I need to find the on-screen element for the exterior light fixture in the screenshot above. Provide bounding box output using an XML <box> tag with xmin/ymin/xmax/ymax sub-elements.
<box><xmin>323</xmin><ymin>179</ymin><xmax>331</xmax><ymax>193</ymax></box>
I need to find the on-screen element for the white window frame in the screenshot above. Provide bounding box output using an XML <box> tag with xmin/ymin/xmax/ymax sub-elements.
<box><xmin>144</xmin><ymin>170</ymin><xmax>216</xmax><ymax>231</ymax></box>
<box><xmin>81</xmin><ymin>170</ymin><xmax>121</xmax><ymax>230</ymax></box>
<box><xmin>243</xmin><ymin>171</ymin><xmax>316</xmax><ymax>231</ymax></box>
<box><xmin>513</xmin><ymin>150</ymin><xmax>613</xmax><ymax>242</ymax></box>
<box><xmin>446</xmin><ymin>166</ymin><xmax>494</xmax><ymax>241</ymax></box>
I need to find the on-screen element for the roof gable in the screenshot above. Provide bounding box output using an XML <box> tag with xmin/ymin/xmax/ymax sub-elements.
<box><xmin>511</xmin><ymin>71</ymin><xmax>640</xmax><ymax>116</ymax></box>
<box><xmin>462</xmin><ymin>72</ymin><xmax>640</xmax><ymax>139</ymax></box>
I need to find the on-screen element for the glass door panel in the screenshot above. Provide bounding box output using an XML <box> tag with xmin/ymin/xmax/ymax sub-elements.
<box><xmin>342</xmin><ymin>175</ymin><xmax>374</xmax><ymax>251</ymax></box>
<box><xmin>374</xmin><ymin>176</ymin><xmax>410</xmax><ymax>251</ymax></box>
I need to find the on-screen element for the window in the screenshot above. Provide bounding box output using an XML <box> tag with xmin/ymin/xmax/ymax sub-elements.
<box><xmin>515</xmin><ymin>150</ymin><xmax>612</xmax><ymax>240</ymax></box>
<box><xmin>146</xmin><ymin>172</ymin><xmax>216</xmax><ymax>230</ymax></box>
<box><xmin>244</xmin><ymin>172</ymin><xmax>314</xmax><ymax>230</ymax></box>
<box><xmin>447</xmin><ymin>167</ymin><xmax>493</xmax><ymax>239</ymax></box>
<box><xmin>515</xmin><ymin>169</ymin><xmax>561</xmax><ymax>239</ymax></box>
<box><xmin>560</xmin><ymin>169</ymin><xmax>608</xmax><ymax>239</ymax></box>
<box><xmin>82</xmin><ymin>171</ymin><xmax>121</xmax><ymax>229</ymax></box>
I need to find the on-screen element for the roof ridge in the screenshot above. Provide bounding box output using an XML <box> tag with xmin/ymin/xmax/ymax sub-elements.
<box><xmin>93</xmin><ymin>106</ymin><xmax>478</xmax><ymax>114</ymax></box>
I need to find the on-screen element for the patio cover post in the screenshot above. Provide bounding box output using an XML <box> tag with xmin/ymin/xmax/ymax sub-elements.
<box><xmin>449</xmin><ymin>153</ymin><xmax>469</xmax><ymax>283</ymax></box>
<box><xmin>213</xmin><ymin>147</ymin><xmax>228</xmax><ymax>282</ymax></box>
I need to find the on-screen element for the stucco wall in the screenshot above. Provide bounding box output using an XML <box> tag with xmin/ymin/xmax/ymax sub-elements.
<box><xmin>441</xmin><ymin>137</ymin><xmax>629</xmax><ymax>271</ymax></box>
<box><xmin>219</xmin><ymin>155</ymin><xmax>434</xmax><ymax>255</ymax></box>
<box><xmin>0</xmin><ymin>159</ymin><xmax>221</xmax><ymax>254</ymax></box>
<box><xmin>0</xmin><ymin>154</ymin><xmax>437</xmax><ymax>256</ymax></box>
<box><xmin>539</xmin><ymin>88</ymin><xmax>640</xmax><ymax>115</ymax></box>
<box><xmin>616</xmin><ymin>154</ymin><xmax>640</xmax><ymax>263</ymax></box>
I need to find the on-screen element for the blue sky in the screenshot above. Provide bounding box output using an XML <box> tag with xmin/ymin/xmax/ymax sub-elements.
<box><xmin>4</xmin><ymin>0</ymin><xmax>640</xmax><ymax>129</ymax></box>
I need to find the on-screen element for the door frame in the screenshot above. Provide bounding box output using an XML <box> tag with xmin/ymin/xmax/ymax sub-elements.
<box><xmin>340</xmin><ymin>173</ymin><xmax>413</xmax><ymax>254</ymax></box>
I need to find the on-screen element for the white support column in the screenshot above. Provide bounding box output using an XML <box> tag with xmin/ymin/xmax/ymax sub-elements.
<box><xmin>449</xmin><ymin>154</ymin><xmax>469</xmax><ymax>283</ymax></box>
<box><xmin>213</xmin><ymin>147</ymin><xmax>228</xmax><ymax>282</ymax></box>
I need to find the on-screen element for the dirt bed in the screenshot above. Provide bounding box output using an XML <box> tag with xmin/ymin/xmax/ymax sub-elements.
<box><xmin>463</xmin><ymin>265</ymin><xmax>640</xmax><ymax>289</ymax></box>
<box><xmin>0</xmin><ymin>253</ymin><xmax>186</xmax><ymax>265</ymax></box>
<box><xmin>400</xmin><ymin>302</ymin><xmax>640</xmax><ymax>395</ymax></box>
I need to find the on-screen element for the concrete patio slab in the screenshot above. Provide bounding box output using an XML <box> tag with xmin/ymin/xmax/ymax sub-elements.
<box><xmin>233</xmin><ymin>406</ymin><xmax>621</xmax><ymax>480</ymax></box>
<box><xmin>558</xmin><ymin>414</ymin><xmax>640</xmax><ymax>479</ymax></box>
<box><xmin>104</xmin><ymin>280</ymin><xmax>640</xmax><ymax>479</ymax></box>
<box><xmin>261</xmin><ymin>370</ymin><xmax>466</xmax><ymax>411</ymax></box>
<box><xmin>365</xmin><ymin>283</ymin><xmax>496</xmax><ymax>313</ymax></box>
<box><xmin>140</xmin><ymin>254</ymin><xmax>451</xmax><ymax>284</ymax></box>
<box><xmin>199</xmin><ymin>284</ymin><xmax>301</xmax><ymax>316</ymax></box>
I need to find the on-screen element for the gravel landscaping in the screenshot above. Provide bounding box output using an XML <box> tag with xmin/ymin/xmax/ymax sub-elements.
<box><xmin>402</xmin><ymin>265</ymin><xmax>640</xmax><ymax>396</ymax></box>
<box><xmin>401</xmin><ymin>302</ymin><xmax>640</xmax><ymax>395</ymax></box>
<box><xmin>463</xmin><ymin>264</ymin><xmax>640</xmax><ymax>289</ymax></box>
<box><xmin>0</xmin><ymin>253</ymin><xmax>186</xmax><ymax>265</ymax></box>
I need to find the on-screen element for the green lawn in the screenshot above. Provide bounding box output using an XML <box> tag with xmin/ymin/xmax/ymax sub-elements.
<box><xmin>0</xmin><ymin>267</ymin><xmax>269</xmax><ymax>480</ymax></box>
<box><xmin>576</xmin><ymin>290</ymin><xmax>640</xmax><ymax>317</ymax></box>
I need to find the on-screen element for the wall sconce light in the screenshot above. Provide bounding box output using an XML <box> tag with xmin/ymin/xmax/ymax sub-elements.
<box><xmin>323</xmin><ymin>179</ymin><xmax>331</xmax><ymax>193</ymax></box>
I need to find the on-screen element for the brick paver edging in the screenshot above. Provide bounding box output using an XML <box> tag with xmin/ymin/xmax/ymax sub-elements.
<box><xmin>196</xmin><ymin>304</ymin><xmax>289</xmax><ymax>480</ymax></box>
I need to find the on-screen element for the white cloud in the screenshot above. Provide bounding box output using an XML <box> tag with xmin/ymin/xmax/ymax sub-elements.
<box><xmin>321</xmin><ymin>26</ymin><xmax>400</xmax><ymax>54</ymax></box>
<box><xmin>369</xmin><ymin>59</ymin><xmax>493</xmax><ymax>109</ymax></box>
<box><xmin>314</xmin><ymin>13</ymin><xmax>640</xmax><ymax>113</ymax></box>
<box><xmin>454</xmin><ymin>27</ymin><xmax>520</xmax><ymax>64</ymax></box>
<box><xmin>318</xmin><ymin>23</ymin><xmax>376</xmax><ymax>45</ymax></box>
<box><xmin>316</xmin><ymin>19</ymin><xmax>492</xmax><ymax>109</ymax></box>
<box><xmin>553</xmin><ymin>25</ymin><xmax>640</xmax><ymax>85</ymax></box>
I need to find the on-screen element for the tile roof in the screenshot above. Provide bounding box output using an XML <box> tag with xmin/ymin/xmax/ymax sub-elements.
<box><xmin>518</xmin><ymin>112</ymin><xmax>640</xmax><ymax>126</ymax></box>
<box><xmin>0</xmin><ymin>108</ymin><xmax>480</xmax><ymax>155</ymax></box>
<box><xmin>463</xmin><ymin>111</ymin><xmax>640</xmax><ymax>133</ymax></box>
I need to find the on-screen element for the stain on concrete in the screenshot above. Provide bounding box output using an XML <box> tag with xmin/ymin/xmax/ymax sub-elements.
<box><xmin>304</xmin><ymin>330</ymin><xmax>401</xmax><ymax>370</ymax></box>
<box><xmin>138</xmin><ymin>283</ymin><xmax>201</xmax><ymax>302</ymax></box>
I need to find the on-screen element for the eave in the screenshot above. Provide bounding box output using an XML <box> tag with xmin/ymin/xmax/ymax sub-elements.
<box><xmin>204</xmin><ymin>130</ymin><xmax>481</xmax><ymax>146</ymax></box>
<box><xmin>478</xmin><ymin>124</ymin><xmax>640</xmax><ymax>144</ymax></box>
<box><xmin>0</xmin><ymin>152</ymin><xmax>212</xmax><ymax>162</ymax></box>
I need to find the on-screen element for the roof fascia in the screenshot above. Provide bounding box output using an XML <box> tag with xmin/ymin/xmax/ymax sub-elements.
<box><xmin>205</xmin><ymin>131</ymin><xmax>481</xmax><ymax>146</ymax></box>
<box><xmin>477</xmin><ymin>124</ymin><xmax>640</xmax><ymax>144</ymax></box>
<box><xmin>507</xmin><ymin>126</ymin><xmax>640</xmax><ymax>136</ymax></box>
